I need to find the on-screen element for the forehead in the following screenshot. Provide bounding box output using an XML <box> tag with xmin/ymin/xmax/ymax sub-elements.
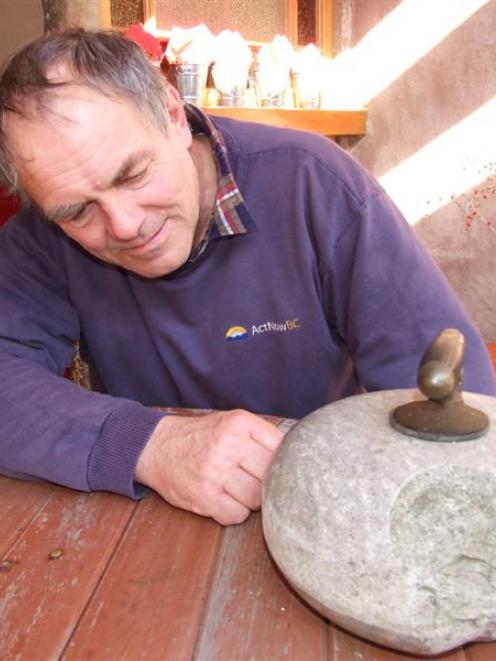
<box><xmin>7</xmin><ymin>85</ymin><xmax>149</xmax><ymax>155</ymax></box>
<box><xmin>5</xmin><ymin>87</ymin><xmax>156</xmax><ymax>196</ymax></box>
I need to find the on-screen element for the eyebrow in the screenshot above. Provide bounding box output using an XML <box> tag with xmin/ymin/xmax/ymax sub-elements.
<box><xmin>45</xmin><ymin>150</ymin><xmax>152</xmax><ymax>223</ymax></box>
<box><xmin>111</xmin><ymin>150</ymin><xmax>152</xmax><ymax>186</ymax></box>
<box><xmin>45</xmin><ymin>201</ymin><xmax>87</xmax><ymax>224</ymax></box>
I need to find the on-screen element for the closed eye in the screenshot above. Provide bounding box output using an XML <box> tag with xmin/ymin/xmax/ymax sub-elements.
<box><xmin>117</xmin><ymin>167</ymin><xmax>148</xmax><ymax>187</ymax></box>
<box><xmin>66</xmin><ymin>202</ymin><xmax>92</xmax><ymax>225</ymax></box>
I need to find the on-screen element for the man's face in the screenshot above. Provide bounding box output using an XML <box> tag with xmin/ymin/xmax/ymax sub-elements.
<box><xmin>6</xmin><ymin>86</ymin><xmax>208</xmax><ymax>278</ymax></box>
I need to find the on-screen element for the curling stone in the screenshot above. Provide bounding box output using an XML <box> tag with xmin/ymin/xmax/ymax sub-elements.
<box><xmin>262</xmin><ymin>329</ymin><xmax>496</xmax><ymax>655</ymax></box>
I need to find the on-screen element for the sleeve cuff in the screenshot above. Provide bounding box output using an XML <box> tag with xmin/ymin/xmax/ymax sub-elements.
<box><xmin>87</xmin><ymin>402</ymin><xmax>166</xmax><ymax>499</ymax></box>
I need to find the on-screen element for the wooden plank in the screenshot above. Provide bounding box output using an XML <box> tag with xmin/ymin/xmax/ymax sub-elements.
<box><xmin>465</xmin><ymin>641</ymin><xmax>496</xmax><ymax>661</ymax></box>
<box><xmin>0</xmin><ymin>476</ymin><xmax>55</xmax><ymax>557</ymax></box>
<box><xmin>204</xmin><ymin>107</ymin><xmax>368</xmax><ymax>136</ymax></box>
<box><xmin>63</xmin><ymin>494</ymin><xmax>222</xmax><ymax>661</ymax></box>
<box><xmin>98</xmin><ymin>0</ymin><xmax>112</xmax><ymax>28</ymax></box>
<box><xmin>328</xmin><ymin>626</ymin><xmax>468</xmax><ymax>660</ymax></box>
<box><xmin>0</xmin><ymin>487</ymin><xmax>136</xmax><ymax>660</ymax></box>
<box><xmin>195</xmin><ymin>512</ymin><xmax>327</xmax><ymax>660</ymax></box>
<box><xmin>142</xmin><ymin>0</ymin><xmax>155</xmax><ymax>22</ymax></box>
<box><xmin>285</xmin><ymin>0</ymin><xmax>299</xmax><ymax>46</ymax></box>
<box><xmin>316</xmin><ymin>0</ymin><xmax>333</xmax><ymax>58</ymax></box>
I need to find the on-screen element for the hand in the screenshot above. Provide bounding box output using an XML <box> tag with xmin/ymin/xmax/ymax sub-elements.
<box><xmin>135</xmin><ymin>409</ymin><xmax>285</xmax><ymax>525</ymax></box>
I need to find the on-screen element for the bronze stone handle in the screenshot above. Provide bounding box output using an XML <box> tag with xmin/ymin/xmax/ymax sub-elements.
<box><xmin>390</xmin><ymin>328</ymin><xmax>489</xmax><ymax>441</ymax></box>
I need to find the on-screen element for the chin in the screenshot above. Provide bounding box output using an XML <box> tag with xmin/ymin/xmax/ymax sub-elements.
<box><xmin>126</xmin><ymin>256</ymin><xmax>187</xmax><ymax>279</ymax></box>
<box><xmin>104</xmin><ymin>241</ymin><xmax>192</xmax><ymax>278</ymax></box>
<box><xmin>126</xmin><ymin>265</ymin><xmax>172</xmax><ymax>279</ymax></box>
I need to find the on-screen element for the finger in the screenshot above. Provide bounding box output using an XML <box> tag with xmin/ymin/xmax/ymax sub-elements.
<box><xmin>240</xmin><ymin>442</ymin><xmax>274</xmax><ymax>481</ymax></box>
<box><xmin>248</xmin><ymin>416</ymin><xmax>285</xmax><ymax>453</ymax></box>
<box><xmin>223</xmin><ymin>466</ymin><xmax>262</xmax><ymax>511</ymax></box>
<box><xmin>211</xmin><ymin>491</ymin><xmax>252</xmax><ymax>526</ymax></box>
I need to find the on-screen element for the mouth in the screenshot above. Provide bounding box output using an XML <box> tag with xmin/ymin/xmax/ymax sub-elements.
<box><xmin>125</xmin><ymin>222</ymin><xmax>167</xmax><ymax>255</ymax></box>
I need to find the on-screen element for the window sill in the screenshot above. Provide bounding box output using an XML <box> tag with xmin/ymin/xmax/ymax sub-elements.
<box><xmin>202</xmin><ymin>107</ymin><xmax>367</xmax><ymax>137</ymax></box>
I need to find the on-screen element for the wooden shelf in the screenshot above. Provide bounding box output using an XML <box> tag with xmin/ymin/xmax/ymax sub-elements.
<box><xmin>202</xmin><ymin>107</ymin><xmax>367</xmax><ymax>136</ymax></box>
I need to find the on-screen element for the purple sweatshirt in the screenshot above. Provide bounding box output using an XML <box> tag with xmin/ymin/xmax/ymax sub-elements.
<box><xmin>0</xmin><ymin>117</ymin><xmax>494</xmax><ymax>498</ymax></box>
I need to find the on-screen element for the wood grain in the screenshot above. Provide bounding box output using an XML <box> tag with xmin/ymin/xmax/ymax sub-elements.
<box><xmin>63</xmin><ymin>494</ymin><xmax>222</xmax><ymax>661</ymax></box>
<box><xmin>195</xmin><ymin>511</ymin><xmax>327</xmax><ymax>660</ymax></box>
<box><xmin>328</xmin><ymin>626</ymin><xmax>468</xmax><ymax>661</ymax></box>
<box><xmin>0</xmin><ymin>477</ymin><xmax>55</xmax><ymax>557</ymax></box>
<box><xmin>0</xmin><ymin>486</ymin><xmax>135</xmax><ymax>659</ymax></box>
<box><xmin>465</xmin><ymin>641</ymin><xmax>496</xmax><ymax>661</ymax></box>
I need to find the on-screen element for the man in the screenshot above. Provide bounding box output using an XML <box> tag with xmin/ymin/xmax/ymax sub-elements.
<box><xmin>0</xmin><ymin>30</ymin><xmax>494</xmax><ymax>526</ymax></box>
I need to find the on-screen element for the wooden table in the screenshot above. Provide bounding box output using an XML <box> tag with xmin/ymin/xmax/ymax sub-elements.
<box><xmin>1</xmin><ymin>413</ymin><xmax>496</xmax><ymax>661</ymax></box>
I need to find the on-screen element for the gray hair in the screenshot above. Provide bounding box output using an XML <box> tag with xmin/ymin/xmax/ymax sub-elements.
<box><xmin>0</xmin><ymin>28</ymin><xmax>170</xmax><ymax>196</ymax></box>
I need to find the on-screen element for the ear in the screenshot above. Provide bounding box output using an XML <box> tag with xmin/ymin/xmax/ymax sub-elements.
<box><xmin>166</xmin><ymin>84</ymin><xmax>192</xmax><ymax>148</ymax></box>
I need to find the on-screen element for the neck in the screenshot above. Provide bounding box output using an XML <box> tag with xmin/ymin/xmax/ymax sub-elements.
<box><xmin>190</xmin><ymin>135</ymin><xmax>218</xmax><ymax>246</ymax></box>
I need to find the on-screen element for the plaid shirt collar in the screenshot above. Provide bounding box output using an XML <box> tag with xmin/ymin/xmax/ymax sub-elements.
<box><xmin>185</xmin><ymin>104</ymin><xmax>256</xmax><ymax>261</ymax></box>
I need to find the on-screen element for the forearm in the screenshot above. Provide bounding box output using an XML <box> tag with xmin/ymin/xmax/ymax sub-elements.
<box><xmin>0</xmin><ymin>349</ymin><xmax>164</xmax><ymax>497</ymax></box>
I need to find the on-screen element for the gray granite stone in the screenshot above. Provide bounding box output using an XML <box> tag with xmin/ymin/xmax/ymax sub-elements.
<box><xmin>262</xmin><ymin>389</ymin><xmax>496</xmax><ymax>655</ymax></box>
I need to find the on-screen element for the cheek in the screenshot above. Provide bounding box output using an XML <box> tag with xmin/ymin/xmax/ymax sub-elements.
<box><xmin>60</xmin><ymin>223</ymin><xmax>108</xmax><ymax>253</ymax></box>
<box><xmin>146</xmin><ymin>180</ymin><xmax>175</xmax><ymax>207</ymax></box>
<box><xmin>150</xmin><ymin>152</ymin><xmax>198</xmax><ymax>209</ymax></box>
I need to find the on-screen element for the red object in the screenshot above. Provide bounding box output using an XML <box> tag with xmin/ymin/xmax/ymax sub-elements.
<box><xmin>488</xmin><ymin>343</ymin><xmax>496</xmax><ymax>372</ymax></box>
<box><xmin>0</xmin><ymin>188</ymin><xmax>19</xmax><ymax>227</ymax></box>
<box><xmin>124</xmin><ymin>24</ymin><xmax>163</xmax><ymax>61</ymax></box>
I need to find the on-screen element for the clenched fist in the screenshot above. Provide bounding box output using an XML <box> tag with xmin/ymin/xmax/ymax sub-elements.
<box><xmin>135</xmin><ymin>409</ymin><xmax>285</xmax><ymax>525</ymax></box>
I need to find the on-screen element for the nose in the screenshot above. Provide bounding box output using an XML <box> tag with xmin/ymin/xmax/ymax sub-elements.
<box><xmin>101</xmin><ymin>194</ymin><xmax>145</xmax><ymax>241</ymax></box>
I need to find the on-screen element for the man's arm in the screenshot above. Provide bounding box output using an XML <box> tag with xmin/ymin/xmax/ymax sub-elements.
<box><xmin>0</xmin><ymin>346</ymin><xmax>164</xmax><ymax>495</ymax></box>
<box><xmin>1</xmin><ymin>342</ymin><xmax>284</xmax><ymax>521</ymax></box>
<box><xmin>317</xmin><ymin>188</ymin><xmax>496</xmax><ymax>396</ymax></box>
<box><xmin>0</xmin><ymin>213</ymin><xmax>161</xmax><ymax>497</ymax></box>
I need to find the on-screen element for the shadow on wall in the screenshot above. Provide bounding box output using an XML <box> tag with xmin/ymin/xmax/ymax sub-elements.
<box><xmin>347</xmin><ymin>0</ymin><xmax>403</xmax><ymax>47</ymax></box>
<box><xmin>331</xmin><ymin>0</ymin><xmax>496</xmax><ymax>340</ymax></box>
<box><xmin>415</xmin><ymin>173</ymin><xmax>496</xmax><ymax>342</ymax></box>
<box><xmin>350</xmin><ymin>1</ymin><xmax>496</xmax><ymax>178</ymax></box>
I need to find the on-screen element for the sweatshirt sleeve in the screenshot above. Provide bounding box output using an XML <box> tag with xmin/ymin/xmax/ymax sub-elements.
<box><xmin>0</xmin><ymin>211</ymin><xmax>164</xmax><ymax>498</ymax></box>
<box><xmin>320</xmin><ymin>186</ymin><xmax>496</xmax><ymax>396</ymax></box>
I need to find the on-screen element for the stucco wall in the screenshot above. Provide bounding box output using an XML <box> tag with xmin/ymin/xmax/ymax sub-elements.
<box><xmin>332</xmin><ymin>0</ymin><xmax>496</xmax><ymax>342</ymax></box>
<box><xmin>0</xmin><ymin>1</ymin><xmax>43</xmax><ymax>65</ymax></box>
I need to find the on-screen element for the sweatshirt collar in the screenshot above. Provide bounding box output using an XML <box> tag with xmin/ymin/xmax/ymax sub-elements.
<box><xmin>185</xmin><ymin>104</ymin><xmax>255</xmax><ymax>261</ymax></box>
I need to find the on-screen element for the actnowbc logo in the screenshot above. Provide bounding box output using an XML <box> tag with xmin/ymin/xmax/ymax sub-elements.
<box><xmin>225</xmin><ymin>326</ymin><xmax>249</xmax><ymax>341</ymax></box>
<box><xmin>225</xmin><ymin>319</ymin><xmax>300</xmax><ymax>341</ymax></box>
